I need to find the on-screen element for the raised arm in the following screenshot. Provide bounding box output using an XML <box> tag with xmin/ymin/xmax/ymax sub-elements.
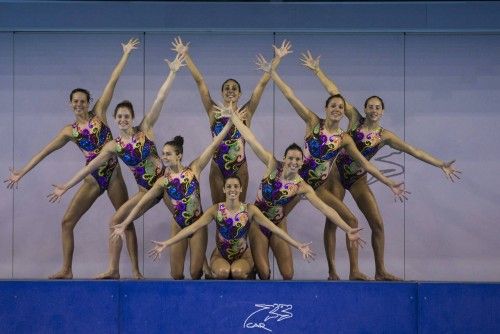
<box><xmin>342</xmin><ymin>134</ymin><xmax>408</xmax><ymax>201</ymax></box>
<box><xmin>147</xmin><ymin>205</ymin><xmax>217</xmax><ymax>261</ymax></box>
<box><xmin>248</xmin><ymin>204</ymin><xmax>315</xmax><ymax>261</ymax></box>
<box><xmin>190</xmin><ymin>117</ymin><xmax>234</xmax><ymax>177</ymax></box>
<box><xmin>93</xmin><ymin>38</ymin><xmax>140</xmax><ymax>124</ymax></box>
<box><xmin>383</xmin><ymin>130</ymin><xmax>461</xmax><ymax>182</ymax></box>
<box><xmin>47</xmin><ymin>140</ymin><xmax>116</xmax><ymax>202</ymax></box>
<box><xmin>110</xmin><ymin>178</ymin><xmax>166</xmax><ymax>240</ymax></box>
<box><xmin>171</xmin><ymin>37</ymin><xmax>214</xmax><ymax>114</ymax></box>
<box><xmin>267</xmin><ymin>65</ymin><xmax>319</xmax><ymax>129</ymax></box>
<box><xmin>139</xmin><ymin>53</ymin><xmax>185</xmax><ymax>136</ymax></box>
<box><xmin>301</xmin><ymin>183</ymin><xmax>365</xmax><ymax>247</ymax></box>
<box><xmin>224</xmin><ymin>105</ymin><xmax>274</xmax><ymax>167</ymax></box>
<box><xmin>245</xmin><ymin>40</ymin><xmax>293</xmax><ymax>119</ymax></box>
<box><xmin>4</xmin><ymin>127</ymin><xmax>72</xmax><ymax>189</ymax></box>
<box><xmin>300</xmin><ymin>51</ymin><xmax>360</xmax><ymax>129</ymax></box>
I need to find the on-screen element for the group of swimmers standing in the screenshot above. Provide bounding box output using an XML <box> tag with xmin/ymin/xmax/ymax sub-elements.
<box><xmin>5</xmin><ymin>37</ymin><xmax>460</xmax><ymax>280</ymax></box>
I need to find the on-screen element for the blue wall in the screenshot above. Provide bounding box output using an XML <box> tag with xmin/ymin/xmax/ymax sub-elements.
<box><xmin>1</xmin><ymin>281</ymin><xmax>499</xmax><ymax>334</ymax></box>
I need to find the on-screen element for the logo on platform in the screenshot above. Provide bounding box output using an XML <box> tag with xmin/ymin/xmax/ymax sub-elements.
<box><xmin>243</xmin><ymin>303</ymin><xmax>293</xmax><ymax>332</ymax></box>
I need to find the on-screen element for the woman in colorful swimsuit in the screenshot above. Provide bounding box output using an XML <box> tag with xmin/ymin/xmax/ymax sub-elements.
<box><xmin>257</xmin><ymin>55</ymin><xmax>407</xmax><ymax>280</ymax></box>
<box><xmin>170</xmin><ymin>37</ymin><xmax>291</xmax><ymax>204</ymax></box>
<box><xmin>220</xmin><ymin>105</ymin><xmax>364</xmax><ymax>280</ymax></box>
<box><xmin>148</xmin><ymin>175</ymin><xmax>315</xmax><ymax>279</ymax></box>
<box><xmin>5</xmin><ymin>38</ymin><xmax>140</xmax><ymax>279</ymax></box>
<box><xmin>48</xmin><ymin>52</ymin><xmax>185</xmax><ymax>279</ymax></box>
<box><xmin>300</xmin><ymin>51</ymin><xmax>460</xmax><ymax>280</ymax></box>
<box><xmin>110</xmin><ymin>120</ymin><xmax>233</xmax><ymax>280</ymax></box>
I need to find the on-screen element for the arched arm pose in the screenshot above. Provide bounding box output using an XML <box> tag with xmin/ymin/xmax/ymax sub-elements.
<box><xmin>148</xmin><ymin>176</ymin><xmax>314</xmax><ymax>280</ymax></box>
<box><xmin>48</xmin><ymin>52</ymin><xmax>184</xmax><ymax>279</ymax></box>
<box><xmin>301</xmin><ymin>51</ymin><xmax>460</xmax><ymax>280</ymax></box>
<box><xmin>171</xmin><ymin>37</ymin><xmax>292</xmax><ymax>204</ymax></box>
<box><xmin>108</xmin><ymin>120</ymin><xmax>233</xmax><ymax>280</ymax></box>
<box><xmin>222</xmin><ymin>106</ymin><xmax>364</xmax><ymax>280</ymax></box>
<box><xmin>4</xmin><ymin>38</ymin><xmax>139</xmax><ymax>279</ymax></box>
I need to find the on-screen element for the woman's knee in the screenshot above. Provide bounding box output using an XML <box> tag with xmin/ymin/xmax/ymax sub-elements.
<box><xmin>213</xmin><ymin>266</ymin><xmax>230</xmax><ymax>279</ymax></box>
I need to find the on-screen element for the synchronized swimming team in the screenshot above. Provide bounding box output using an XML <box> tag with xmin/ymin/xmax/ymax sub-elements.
<box><xmin>5</xmin><ymin>37</ymin><xmax>460</xmax><ymax>280</ymax></box>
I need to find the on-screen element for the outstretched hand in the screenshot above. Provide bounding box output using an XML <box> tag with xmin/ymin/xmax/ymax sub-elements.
<box><xmin>47</xmin><ymin>184</ymin><xmax>68</xmax><ymax>203</ymax></box>
<box><xmin>273</xmin><ymin>39</ymin><xmax>293</xmax><ymax>59</ymax></box>
<box><xmin>148</xmin><ymin>240</ymin><xmax>168</xmax><ymax>262</ymax></box>
<box><xmin>171</xmin><ymin>36</ymin><xmax>190</xmax><ymax>55</ymax></box>
<box><xmin>391</xmin><ymin>181</ymin><xmax>410</xmax><ymax>203</ymax></box>
<box><xmin>298</xmin><ymin>242</ymin><xmax>316</xmax><ymax>262</ymax></box>
<box><xmin>122</xmin><ymin>38</ymin><xmax>140</xmax><ymax>54</ymax></box>
<box><xmin>214</xmin><ymin>102</ymin><xmax>247</xmax><ymax>121</ymax></box>
<box><xmin>441</xmin><ymin>160</ymin><xmax>461</xmax><ymax>182</ymax></box>
<box><xmin>347</xmin><ymin>227</ymin><xmax>367</xmax><ymax>249</ymax></box>
<box><xmin>110</xmin><ymin>224</ymin><xmax>127</xmax><ymax>241</ymax></box>
<box><xmin>165</xmin><ymin>53</ymin><xmax>186</xmax><ymax>72</ymax></box>
<box><xmin>255</xmin><ymin>54</ymin><xmax>271</xmax><ymax>73</ymax></box>
<box><xmin>4</xmin><ymin>168</ymin><xmax>21</xmax><ymax>189</ymax></box>
<box><xmin>300</xmin><ymin>50</ymin><xmax>321</xmax><ymax>73</ymax></box>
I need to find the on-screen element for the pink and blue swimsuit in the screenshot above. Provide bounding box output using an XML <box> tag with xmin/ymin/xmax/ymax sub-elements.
<box><xmin>336</xmin><ymin>117</ymin><xmax>384</xmax><ymax>189</ymax></box>
<box><xmin>115</xmin><ymin>128</ymin><xmax>164</xmax><ymax>190</ymax></box>
<box><xmin>163</xmin><ymin>167</ymin><xmax>203</xmax><ymax>229</ymax></box>
<box><xmin>71</xmin><ymin>113</ymin><xmax>118</xmax><ymax>193</ymax></box>
<box><xmin>255</xmin><ymin>161</ymin><xmax>302</xmax><ymax>238</ymax></box>
<box><xmin>215</xmin><ymin>202</ymin><xmax>251</xmax><ymax>263</ymax></box>
<box><xmin>299</xmin><ymin>119</ymin><xmax>344</xmax><ymax>190</ymax></box>
<box><xmin>211</xmin><ymin>113</ymin><xmax>246</xmax><ymax>178</ymax></box>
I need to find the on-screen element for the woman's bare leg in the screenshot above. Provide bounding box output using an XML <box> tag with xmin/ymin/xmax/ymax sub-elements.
<box><xmin>210</xmin><ymin>249</ymin><xmax>231</xmax><ymax>279</ymax></box>
<box><xmin>249</xmin><ymin>223</ymin><xmax>271</xmax><ymax>280</ymax></box>
<box><xmin>269</xmin><ymin>219</ymin><xmax>294</xmax><ymax>280</ymax></box>
<box><xmin>230</xmin><ymin>248</ymin><xmax>255</xmax><ymax>280</ymax></box>
<box><xmin>349</xmin><ymin>179</ymin><xmax>401</xmax><ymax>281</ymax></box>
<box><xmin>49</xmin><ymin>179</ymin><xmax>101</xmax><ymax>279</ymax></box>
<box><xmin>106</xmin><ymin>166</ymin><xmax>143</xmax><ymax>279</ymax></box>
<box><xmin>169</xmin><ymin>221</ymin><xmax>189</xmax><ymax>280</ymax></box>
<box><xmin>188</xmin><ymin>225</ymin><xmax>208</xmax><ymax>279</ymax></box>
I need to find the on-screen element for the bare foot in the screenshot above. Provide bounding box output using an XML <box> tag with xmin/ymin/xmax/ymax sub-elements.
<box><xmin>48</xmin><ymin>269</ymin><xmax>73</xmax><ymax>279</ymax></box>
<box><xmin>349</xmin><ymin>271</ymin><xmax>371</xmax><ymax>281</ymax></box>
<box><xmin>375</xmin><ymin>271</ymin><xmax>402</xmax><ymax>281</ymax></box>
<box><xmin>132</xmin><ymin>271</ymin><xmax>145</xmax><ymax>280</ymax></box>
<box><xmin>94</xmin><ymin>270</ymin><xmax>120</xmax><ymax>280</ymax></box>
<box><xmin>328</xmin><ymin>272</ymin><xmax>340</xmax><ymax>280</ymax></box>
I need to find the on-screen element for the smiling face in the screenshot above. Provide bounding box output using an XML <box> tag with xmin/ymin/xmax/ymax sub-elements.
<box><xmin>223</xmin><ymin>177</ymin><xmax>242</xmax><ymax>201</ymax></box>
<box><xmin>70</xmin><ymin>91</ymin><xmax>90</xmax><ymax>117</ymax></box>
<box><xmin>162</xmin><ymin>144</ymin><xmax>182</xmax><ymax>168</ymax></box>
<box><xmin>324</xmin><ymin>96</ymin><xmax>345</xmax><ymax>122</ymax></box>
<box><xmin>221</xmin><ymin>79</ymin><xmax>242</xmax><ymax>104</ymax></box>
<box><xmin>364</xmin><ymin>97</ymin><xmax>384</xmax><ymax>122</ymax></box>
<box><xmin>283</xmin><ymin>149</ymin><xmax>304</xmax><ymax>175</ymax></box>
<box><xmin>114</xmin><ymin>107</ymin><xmax>134</xmax><ymax>131</ymax></box>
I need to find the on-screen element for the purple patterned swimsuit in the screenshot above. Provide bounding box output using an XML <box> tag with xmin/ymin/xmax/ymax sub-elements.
<box><xmin>115</xmin><ymin>128</ymin><xmax>164</xmax><ymax>190</ymax></box>
<box><xmin>336</xmin><ymin>117</ymin><xmax>384</xmax><ymax>189</ymax></box>
<box><xmin>215</xmin><ymin>202</ymin><xmax>251</xmax><ymax>263</ymax></box>
<box><xmin>299</xmin><ymin>119</ymin><xmax>344</xmax><ymax>190</ymax></box>
<box><xmin>211</xmin><ymin>114</ymin><xmax>246</xmax><ymax>178</ymax></box>
<box><xmin>71</xmin><ymin>114</ymin><xmax>118</xmax><ymax>193</ymax></box>
<box><xmin>255</xmin><ymin>162</ymin><xmax>302</xmax><ymax>238</ymax></box>
<box><xmin>164</xmin><ymin>167</ymin><xmax>203</xmax><ymax>229</ymax></box>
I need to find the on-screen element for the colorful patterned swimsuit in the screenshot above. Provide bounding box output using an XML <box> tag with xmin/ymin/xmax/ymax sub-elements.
<box><xmin>211</xmin><ymin>114</ymin><xmax>246</xmax><ymax>178</ymax></box>
<box><xmin>336</xmin><ymin>117</ymin><xmax>384</xmax><ymax>189</ymax></box>
<box><xmin>164</xmin><ymin>167</ymin><xmax>203</xmax><ymax>229</ymax></box>
<box><xmin>298</xmin><ymin>119</ymin><xmax>344</xmax><ymax>190</ymax></box>
<box><xmin>215</xmin><ymin>202</ymin><xmax>251</xmax><ymax>263</ymax></box>
<box><xmin>255</xmin><ymin>161</ymin><xmax>303</xmax><ymax>238</ymax></box>
<box><xmin>71</xmin><ymin>114</ymin><xmax>118</xmax><ymax>193</ymax></box>
<box><xmin>115</xmin><ymin>128</ymin><xmax>164</xmax><ymax>190</ymax></box>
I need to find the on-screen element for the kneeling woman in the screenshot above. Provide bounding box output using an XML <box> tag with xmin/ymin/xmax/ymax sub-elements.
<box><xmin>111</xmin><ymin>121</ymin><xmax>232</xmax><ymax>280</ymax></box>
<box><xmin>148</xmin><ymin>176</ymin><xmax>315</xmax><ymax>279</ymax></box>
